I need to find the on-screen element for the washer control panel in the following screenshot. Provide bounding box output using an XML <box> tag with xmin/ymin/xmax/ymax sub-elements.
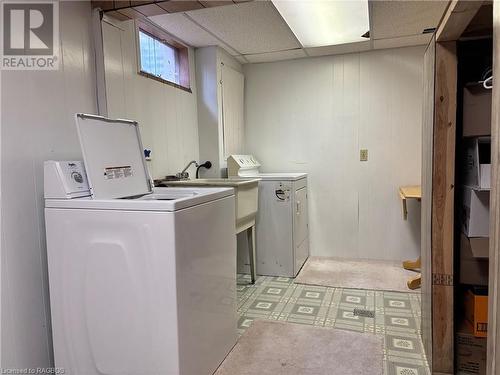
<box><xmin>44</xmin><ymin>161</ymin><xmax>91</xmax><ymax>199</ymax></box>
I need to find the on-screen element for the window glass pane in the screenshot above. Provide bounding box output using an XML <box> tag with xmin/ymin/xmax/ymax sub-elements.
<box><xmin>138</xmin><ymin>29</ymin><xmax>179</xmax><ymax>85</ymax></box>
<box><xmin>139</xmin><ymin>31</ymin><xmax>155</xmax><ymax>75</ymax></box>
<box><xmin>155</xmin><ymin>39</ymin><xmax>178</xmax><ymax>83</ymax></box>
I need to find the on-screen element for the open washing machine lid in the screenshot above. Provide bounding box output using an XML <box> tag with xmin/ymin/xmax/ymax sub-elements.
<box><xmin>75</xmin><ymin>113</ymin><xmax>152</xmax><ymax>199</ymax></box>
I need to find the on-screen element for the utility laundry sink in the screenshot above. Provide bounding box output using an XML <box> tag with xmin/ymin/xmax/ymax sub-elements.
<box><xmin>164</xmin><ymin>178</ymin><xmax>261</xmax><ymax>284</ymax></box>
<box><xmin>164</xmin><ymin>178</ymin><xmax>260</xmax><ymax>233</ymax></box>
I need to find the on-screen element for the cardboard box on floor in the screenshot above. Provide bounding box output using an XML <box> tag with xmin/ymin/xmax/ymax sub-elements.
<box><xmin>456</xmin><ymin>320</ymin><xmax>487</xmax><ymax>375</ymax></box>
<box><xmin>463</xmin><ymin>85</ymin><xmax>491</xmax><ymax>137</ymax></box>
<box><xmin>464</xmin><ymin>288</ymin><xmax>488</xmax><ymax>338</ymax></box>
<box><xmin>460</xmin><ymin>233</ymin><xmax>489</xmax><ymax>286</ymax></box>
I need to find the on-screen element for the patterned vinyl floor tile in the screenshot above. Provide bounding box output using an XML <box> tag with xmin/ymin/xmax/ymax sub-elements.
<box><xmin>236</xmin><ymin>274</ymin><xmax>430</xmax><ymax>375</ymax></box>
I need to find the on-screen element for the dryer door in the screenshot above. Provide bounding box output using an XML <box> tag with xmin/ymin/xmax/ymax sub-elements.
<box><xmin>293</xmin><ymin>186</ymin><xmax>309</xmax><ymax>274</ymax></box>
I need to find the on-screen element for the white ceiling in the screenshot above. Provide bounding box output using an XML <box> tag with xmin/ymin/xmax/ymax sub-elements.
<box><xmin>370</xmin><ymin>1</ymin><xmax>449</xmax><ymax>40</ymax></box>
<box><xmin>149</xmin><ymin>0</ymin><xmax>448</xmax><ymax>64</ymax></box>
<box><xmin>185</xmin><ymin>1</ymin><xmax>300</xmax><ymax>54</ymax></box>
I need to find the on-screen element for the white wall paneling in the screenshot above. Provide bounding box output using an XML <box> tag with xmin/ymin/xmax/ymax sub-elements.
<box><xmin>102</xmin><ymin>19</ymin><xmax>200</xmax><ymax>179</ymax></box>
<box><xmin>221</xmin><ymin>64</ymin><xmax>244</xmax><ymax>159</ymax></box>
<box><xmin>1</xmin><ymin>1</ymin><xmax>97</xmax><ymax>368</ymax></box>
<box><xmin>195</xmin><ymin>46</ymin><xmax>221</xmax><ymax>177</ymax></box>
<box><xmin>92</xmin><ymin>9</ymin><xmax>108</xmax><ymax>116</ymax></box>
<box><xmin>195</xmin><ymin>46</ymin><xmax>243</xmax><ymax>177</ymax></box>
<box><xmin>244</xmin><ymin>46</ymin><xmax>424</xmax><ymax>261</ymax></box>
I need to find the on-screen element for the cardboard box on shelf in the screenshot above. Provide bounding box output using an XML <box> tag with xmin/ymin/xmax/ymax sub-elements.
<box><xmin>456</xmin><ymin>320</ymin><xmax>487</xmax><ymax>375</ymax></box>
<box><xmin>464</xmin><ymin>288</ymin><xmax>488</xmax><ymax>338</ymax></box>
<box><xmin>463</xmin><ymin>137</ymin><xmax>491</xmax><ymax>190</ymax></box>
<box><xmin>460</xmin><ymin>186</ymin><xmax>490</xmax><ymax>238</ymax></box>
<box><xmin>463</xmin><ymin>84</ymin><xmax>491</xmax><ymax>137</ymax></box>
<box><xmin>460</xmin><ymin>233</ymin><xmax>489</xmax><ymax>286</ymax></box>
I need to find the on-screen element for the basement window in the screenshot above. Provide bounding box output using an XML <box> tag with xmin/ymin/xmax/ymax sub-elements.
<box><xmin>136</xmin><ymin>20</ymin><xmax>191</xmax><ymax>92</ymax></box>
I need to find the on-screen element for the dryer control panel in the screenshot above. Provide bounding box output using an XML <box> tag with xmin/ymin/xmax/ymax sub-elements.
<box><xmin>275</xmin><ymin>182</ymin><xmax>291</xmax><ymax>202</ymax></box>
<box><xmin>44</xmin><ymin>161</ymin><xmax>91</xmax><ymax>199</ymax></box>
<box><xmin>227</xmin><ymin>154</ymin><xmax>261</xmax><ymax>177</ymax></box>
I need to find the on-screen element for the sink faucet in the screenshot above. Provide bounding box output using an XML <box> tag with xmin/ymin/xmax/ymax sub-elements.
<box><xmin>176</xmin><ymin>160</ymin><xmax>199</xmax><ymax>180</ymax></box>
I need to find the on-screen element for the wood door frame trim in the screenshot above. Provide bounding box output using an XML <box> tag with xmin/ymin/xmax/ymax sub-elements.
<box><xmin>421</xmin><ymin>36</ymin><xmax>436</xmax><ymax>371</ymax></box>
<box><xmin>436</xmin><ymin>0</ymin><xmax>484</xmax><ymax>42</ymax></box>
<box><xmin>487</xmin><ymin>3</ymin><xmax>500</xmax><ymax>373</ymax></box>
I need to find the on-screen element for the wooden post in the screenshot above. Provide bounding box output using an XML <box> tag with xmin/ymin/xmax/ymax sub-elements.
<box><xmin>432</xmin><ymin>41</ymin><xmax>457</xmax><ymax>374</ymax></box>
<box><xmin>421</xmin><ymin>37</ymin><xmax>457</xmax><ymax>375</ymax></box>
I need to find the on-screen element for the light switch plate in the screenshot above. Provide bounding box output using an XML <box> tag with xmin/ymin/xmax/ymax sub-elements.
<box><xmin>360</xmin><ymin>149</ymin><xmax>368</xmax><ymax>161</ymax></box>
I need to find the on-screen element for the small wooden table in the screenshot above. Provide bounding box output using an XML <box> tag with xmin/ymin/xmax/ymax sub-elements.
<box><xmin>399</xmin><ymin>185</ymin><xmax>422</xmax><ymax>220</ymax></box>
<box><xmin>399</xmin><ymin>185</ymin><xmax>422</xmax><ymax>289</ymax></box>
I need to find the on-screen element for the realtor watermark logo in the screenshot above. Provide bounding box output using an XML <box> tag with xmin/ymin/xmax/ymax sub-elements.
<box><xmin>0</xmin><ymin>1</ymin><xmax>59</xmax><ymax>70</ymax></box>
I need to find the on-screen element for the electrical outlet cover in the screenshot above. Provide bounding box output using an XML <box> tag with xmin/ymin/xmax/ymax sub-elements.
<box><xmin>360</xmin><ymin>149</ymin><xmax>368</xmax><ymax>161</ymax></box>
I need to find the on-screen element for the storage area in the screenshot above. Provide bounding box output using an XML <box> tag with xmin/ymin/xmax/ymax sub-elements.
<box><xmin>454</xmin><ymin>20</ymin><xmax>493</xmax><ymax>374</ymax></box>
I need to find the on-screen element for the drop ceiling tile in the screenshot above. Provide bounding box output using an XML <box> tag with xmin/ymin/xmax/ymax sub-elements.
<box><xmin>133</xmin><ymin>3</ymin><xmax>166</xmax><ymax>16</ymax></box>
<box><xmin>116</xmin><ymin>7</ymin><xmax>144</xmax><ymax>19</ymax></box>
<box><xmin>149</xmin><ymin>13</ymin><xmax>239</xmax><ymax>55</ymax></box>
<box><xmin>185</xmin><ymin>1</ymin><xmax>300</xmax><ymax>54</ymax></box>
<box><xmin>93</xmin><ymin>1</ymin><xmax>115</xmax><ymax>11</ymax></box>
<box><xmin>305</xmin><ymin>41</ymin><xmax>371</xmax><ymax>57</ymax></box>
<box><xmin>114</xmin><ymin>1</ymin><xmax>132</xmax><ymax>9</ymax></box>
<box><xmin>373</xmin><ymin>34</ymin><xmax>432</xmax><ymax>50</ymax></box>
<box><xmin>244</xmin><ymin>48</ymin><xmax>306</xmax><ymax>63</ymax></box>
<box><xmin>106</xmin><ymin>10</ymin><xmax>131</xmax><ymax>21</ymax></box>
<box><xmin>156</xmin><ymin>1</ymin><xmax>204</xmax><ymax>13</ymax></box>
<box><xmin>199</xmin><ymin>0</ymin><xmax>235</xmax><ymax>7</ymax></box>
<box><xmin>371</xmin><ymin>1</ymin><xmax>448</xmax><ymax>39</ymax></box>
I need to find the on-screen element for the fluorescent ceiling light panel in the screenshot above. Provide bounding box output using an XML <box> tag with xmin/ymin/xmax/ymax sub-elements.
<box><xmin>272</xmin><ymin>0</ymin><xmax>370</xmax><ymax>48</ymax></box>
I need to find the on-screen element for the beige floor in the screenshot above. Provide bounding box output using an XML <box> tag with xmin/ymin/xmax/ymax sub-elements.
<box><xmin>216</xmin><ymin>320</ymin><xmax>383</xmax><ymax>375</ymax></box>
<box><xmin>295</xmin><ymin>257</ymin><xmax>420</xmax><ymax>293</ymax></box>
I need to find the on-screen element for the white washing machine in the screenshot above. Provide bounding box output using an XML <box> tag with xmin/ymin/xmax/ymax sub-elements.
<box><xmin>228</xmin><ymin>155</ymin><xmax>309</xmax><ymax>277</ymax></box>
<box><xmin>45</xmin><ymin>114</ymin><xmax>237</xmax><ymax>375</ymax></box>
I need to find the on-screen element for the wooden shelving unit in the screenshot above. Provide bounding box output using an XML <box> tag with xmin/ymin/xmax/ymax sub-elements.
<box><xmin>454</xmin><ymin>28</ymin><xmax>492</xmax><ymax>375</ymax></box>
